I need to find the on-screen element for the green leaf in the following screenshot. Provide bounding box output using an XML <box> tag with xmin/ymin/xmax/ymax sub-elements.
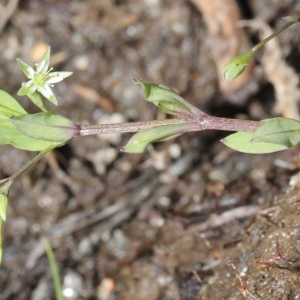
<box><xmin>0</xmin><ymin>90</ymin><xmax>27</xmax><ymax>119</ymax></box>
<box><xmin>0</xmin><ymin>194</ymin><xmax>8</xmax><ymax>222</ymax></box>
<box><xmin>134</xmin><ymin>79</ymin><xmax>194</xmax><ymax>116</ymax></box>
<box><xmin>222</xmin><ymin>131</ymin><xmax>287</xmax><ymax>154</ymax></box>
<box><xmin>122</xmin><ymin>122</ymin><xmax>191</xmax><ymax>153</ymax></box>
<box><xmin>11</xmin><ymin>112</ymin><xmax>78</xmax><ymax>143</ymax></box>
<box><xmin>0</xmin><ymin>119</ymin><xmax>54</xmax><ymax>151</ymax></box>
<box><xmin>252</xmin><ymin>117</ymin><xmax>300</xmax><ymax>148</ymax></box>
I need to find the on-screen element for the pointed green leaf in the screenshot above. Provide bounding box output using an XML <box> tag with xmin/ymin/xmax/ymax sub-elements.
<box><xmin>0</xmin><ymin>119</ymin><xmax>54</xmax><ymax>151</ymax></box>
<box><xmin>0</xmin><ymin>90</ymin><xmax>27</xmax><ymax>119</ymax></box>
<box><xmin>252</xmin><ymin>117</ymin><xmax>300</xmax><ymax>148</ymax></box>
<box><xmin>11</xmin><ymin>112</ymin><xmax>79</xmax><ymax>143</ymax></box>
<box><xmin>134</xmin><ymin>79</ymin><xmax>195</xmax><ymax>116</ymax></box>
<box><xmin>122</xmin><ymin>122</ymin><xmax>191</xmax><ymax>153</ymax></box>
<box><xmin>222</xmin><ymin>131</ymin><xmax>287</xmax><ymax>154</ymax></box>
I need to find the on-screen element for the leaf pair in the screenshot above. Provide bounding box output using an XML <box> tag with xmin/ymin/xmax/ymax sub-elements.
<box><xmin>0</xmin><ymin>90</ymin><xmax>78</xmax><ymax>151</ymax></box>
<box><xmin>123</xmin><ymin>80</ymin><xmax>195</xmax><ymax>153</ymax></box>
<box><xmin>223</xmin><ymin>118</ymin><xmax>300</xmax><ymax>154</ymax></box>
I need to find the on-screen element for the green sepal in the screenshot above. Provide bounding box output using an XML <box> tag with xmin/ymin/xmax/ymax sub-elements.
<box><xmin>252</xmin><ymin>117</ymin><xmax>300</xmax><ymax>148</ymax></box>
<box><xmin>134</xmin><ymin>79</ymin><xmax>194</xmax><ymax>116</ymax></box>
<box><xmin>222</xmin><ymin>131</ymin><xmax>287</xmax><ymax>154</ymax></box>
<box><xmin>11</xmin><ymin>112</ymin><xmax>78</xmax><ymax>143</ymax></box>
<box><xmin>16</xmin><ymin>58</ymin><xmax>33</xmax><ymax>78</ymax></box>
<box><xmin>122</xmin><ymin>122</ymin><xmax>191</xmax><ymax>153</ymax></box>
<box><xmin>27</xmin><ymin>92</ymin><xmax>48</xmax><ymax>112</ymax></box>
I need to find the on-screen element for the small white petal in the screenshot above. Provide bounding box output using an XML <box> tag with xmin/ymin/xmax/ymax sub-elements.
<box><xmin>28</xmin><ymin>67</ymin><xmax>35</xmax><ymax>79</ymax></box>
<box><xmin>17</xmin><ymin>80</ymin><xmax>36</xmax><ymax>96</ymax></box>
<box><xmin>29</xmin><ymin>85</ymin><xmax>37</xmax><ymax>94</ymax></box>
<box><xmin>47</xmin><ymin>72</ymin><xmax>72</xmax><ymax>84</ymax></box>
<box><xmin>47</xmin><ymin>76</ymin><xmax>64</xmax><ymax>84</ymax></box>
<box><xmin>23</xmin><ymin>80</ymin><xmax>34</xmax><ymax>88</ymax></box>
<box><xmin>39</xmin><ymin>85</ymin><xmax>53</xmax><ymax>99</ymax></box>
<box><xmin>36</xmin><ymin>60</ymin><xmax>47</xmax><ymax>73</ymax></box>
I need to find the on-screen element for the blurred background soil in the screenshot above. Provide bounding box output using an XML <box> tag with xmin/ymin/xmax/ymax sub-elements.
<box><xmin>0</xmin><ymin>0</ymin><xmax>300</xmax><ymax>299</ymax></box>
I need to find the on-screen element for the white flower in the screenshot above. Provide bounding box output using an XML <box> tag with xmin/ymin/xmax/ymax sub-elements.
<box><xmin>17</xmin><ymin>47</ymin><xmax>72</xmax><ymax>109</ymax></box>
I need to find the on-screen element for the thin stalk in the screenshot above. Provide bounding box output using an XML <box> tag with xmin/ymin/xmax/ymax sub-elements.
<box><xmin>205</xmin><ymin>116</ymin><xmax>261</xmax><ymax>132</ymax></box>
<box><xmin>192</xmin><ymin>110</ymin><xmax>262</xmax><ymax>132</ymax></box>
<box><xmin>9</xmin><ymin>144</ymin><xmax>58</xmax><ymax>181</ymax></box>
<box><xmin>78</xmin><ymin>118</ymin><xmax>191</xmax><ymax>136</ymax></box>
<box><xmin>41</xmin><ymin>236</ymin><xmax>63</xmax><ymax>300</ymax></box>
<box><xmin>78</xmin><ymin>114</ymin><xmax>261</xmax><ymax>139</ymax></box>
<box><xmin>251</xmin><ymin>17</ymin><xmax>300</xmax><ymax>53</ymax></box>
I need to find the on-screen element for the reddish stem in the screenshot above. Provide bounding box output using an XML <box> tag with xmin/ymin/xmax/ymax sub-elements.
<box><xmin>191</xmin><ymin>110</ymin><xmax>261</xmax><ymax>132</ymax></box>
<box><xmin>77</xmin><ymin>109</ymin><xmax>261</xmax><ymax>136</ymax></box>
<box><xmin>77</xmin><ymin>119</ymin><xmax>191</xmax><ymax>136</ymax></box>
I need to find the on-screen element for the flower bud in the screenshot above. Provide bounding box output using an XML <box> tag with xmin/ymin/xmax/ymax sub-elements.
<box><xmin>222</xmin><ymin>50</ymin><xmax>253</xmax><ymax>82</ymax></box>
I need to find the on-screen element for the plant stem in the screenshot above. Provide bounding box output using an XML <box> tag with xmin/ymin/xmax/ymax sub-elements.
<box><xmin>78</xmin><ymin>113</ymin><xmax>261</xmax><ymax>139</ymax></box>
<box><xmin>41</xmin><ymin>236</ymin><xmax>63</xmax><ymax>300</ymax></box>
<box><xmin>191</xmin><ymin>110</ymin><xmax>261</xmax><ymax>132</ymax></box>
<box><xmin>251</xmin><ymin>17</ymin><xmax>300</xmax><ymax>53</ymax></box>
<box><xmin>78</xmin><ymin>118</ymin><xmax>191</xmax><ymax>136</ymax></box>
<box><xmin>205</xmin><ymin>116</ymin><xmax>261</xmax><ymax>132</ymax></box>
<box><xmin>9</xmin><ymin>144</ymin><xmax>58</xmax><ymax>182</ymax></box>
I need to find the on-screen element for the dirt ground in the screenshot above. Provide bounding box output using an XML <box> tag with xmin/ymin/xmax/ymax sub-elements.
<box><xmin>0</xmin><ymin>0</ymin><xmax>300</xmax><ymax>299</ymax></box>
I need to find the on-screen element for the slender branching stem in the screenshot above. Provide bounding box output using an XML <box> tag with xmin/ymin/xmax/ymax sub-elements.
<box><xmin>78</xmin><ymin>119</ymin><xmax>191</xmax><ymax>136</ymax></box>
<box><xmin>251</xmin><ymin>17</ymin><xmax>300</xmax><ymax>53</ymax></box>
<box><xmin>78</xmin><ymin>112</ymin><xmax>261</xmax><ymax>137</ymax></box>
<box><xmin>205</xmin><ymin>116</ymin><xmax>261</xmax><ymax>132</ymax></box>
<box><xmin>191</xmin><ymin>109</ymin><xmax>262</xmax><ymax>132</ymax></box>
<box><xmin>9</xmin><ymin>144</ymin><xmax>57</xmax><ymax>182</ymax></box>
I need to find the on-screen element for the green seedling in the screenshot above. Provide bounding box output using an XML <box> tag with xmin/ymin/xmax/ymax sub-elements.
<box><xmin>41</xmin><ymin>236</ymin><xmax>63</xmax><ymax>300</ymax></box>
<box><xmin>0</xmin><ymin>16</ymin><xmax>299</xmax><ymax>264</ymax></box>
